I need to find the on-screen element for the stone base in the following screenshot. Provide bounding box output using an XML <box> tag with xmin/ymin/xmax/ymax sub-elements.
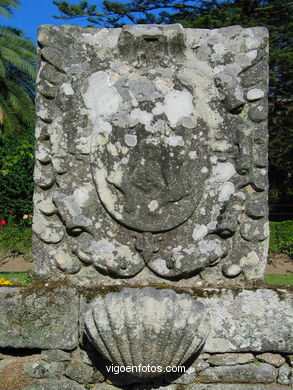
<box><xmin>0</xmin><ymin>286</ymin><xmax>292</xmax><ymax>389</ymax></box>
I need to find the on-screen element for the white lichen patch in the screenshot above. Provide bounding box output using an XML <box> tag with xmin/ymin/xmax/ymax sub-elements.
<box><xmin>152</xmin><ymin>102</ymin><xmax>165</xmax><ymax>116</ymax></box>
<box><xmin>211</xmin><ymin>162</ymin><xmax>236</xmax><ymax>183</ymax></box>
<box><xmin>164</xmin><ymin>90</ymin><xmax>194</xmax><ymax>127</ymax></box>
<box><xmin>246</xmin><ymin>49</ymin><xmax>258</xmax><ymax>60</ymax></box>
<box><xmin>154</xmin><ymin>76</ymin><xmax>174</xmax><ymax>94</ymax></box>
<box><xmin>245</xmin><ymin>36</ymin><xmax>260</xmax><ymax>50</ymax></box>
<box><xmin>83</xmin><ymin>71</ymin><xmax>122</xmax><ymax>122</ymax></box>
<box><xmin>130</xmin><ymin>108</ymin><xmax>153</xmax><ymax>126</ymax></box>
<box><xmin>189</xmin><ymin>151</ymin><xmax>197</xmax><ymax>159</ymax></box>
<box><xmin>165</xmin><ymin>135</ymin><xmax>185</xmax><ymax>147</ymax></box>
<box><xmin>192</xmin><ymin>224</ymin><xmax>208</xmax><ymax>241</ymax></box>
<box><xmin>124</xmin><ymin>134</ymin><xmax>137</xmax><ymax>147</ymax></box>
<box><xmin>240</xmin><ymin>251</ymin><xmax>259</xmax><ymax>268</ymax></box>
<box><xmin>73</xmin><ymin>187</ymin><xmax>89</xmax><ymax>207</ymax></box>
<box><xmin>61</xmin><ymin>82</ymin><xmax>74</xmax><ymax>95</ymax></box>
<box><xmin>212</xmin><ymin>141</ymin><xmax>232</xmax><ymax>152</ymax></box>
<box><xmin>148</xmin><ymin>200</ymin><xmax>159</xmax><ymax>212</ymax></box>
<box><xmin>218</xmin><ymin>182</ymin><xmax>235</xmax><ymax>202</ymax></box>
<box><xmin>201</xmin><ymin>167</ymin><xmax>209</xmax><ymax>174</ymax></box>
<box><xmin>149</xmin><ymin>258</ymin><xmax>170</xmax><ymax>275</ymax></box>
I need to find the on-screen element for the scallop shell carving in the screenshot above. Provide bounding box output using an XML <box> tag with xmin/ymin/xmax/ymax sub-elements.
<box><xmin>84</xmin><ymin>287</ymin><xmax>210</xmax><ymax>377</ymax></box>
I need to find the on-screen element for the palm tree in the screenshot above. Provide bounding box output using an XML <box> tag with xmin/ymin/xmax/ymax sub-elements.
<box><xmin>0</xmin><ymin>0</ymin><xmax>36</xmax><ymax>135</ymax></box>
<box><xmin>0</xmin><ymin>0</ymin><xmax>19</xmax><ymax>18</ymax></box>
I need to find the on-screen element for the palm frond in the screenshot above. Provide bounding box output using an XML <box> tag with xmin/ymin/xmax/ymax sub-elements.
<box><xmin>0</xmin><ymin>20</ymin><xmax>36</xmax><ymax>135</ymax></box>
<box><xmin>0</xmin><ymin>0</ymin><xmax>20</xmax><ymax>19</ymax></box>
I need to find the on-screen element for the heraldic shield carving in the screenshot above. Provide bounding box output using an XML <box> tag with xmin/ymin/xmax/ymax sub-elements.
<box><xmin>33</xmin><ymin>24</ymin><xmax>269</xmax><ymax>282</ymax></box>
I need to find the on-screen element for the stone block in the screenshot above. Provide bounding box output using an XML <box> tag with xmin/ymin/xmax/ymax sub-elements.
<box><xmin>256</xmin><ymin>352</ymin><xmax>285</xmax><ymax>367</ymax></box>
<box><xmin>198</xmin><ymin>363</ymin><xmax>277</xmax><ymax>383</ymax></box>
<box><xmin>41</xmin><ymin>349</ymin><xmax>71</xmax><ymax>362</ymax></box>
<box><xmin>65</xmin><ymin>359</ymin><xmax>94</xmax><ymax>383</ymax></box>
<box><xmin>23</xmin><ymin>360</ymin><xmax>65</xmax><ymax>379</ymax></box>
<box><xmin>0</xmin><ymin>287</ymin><xmax>79</xmax><ymax>350</ymax></box>
<box><xmin>24</xmin><ymin>379</ymin><xmax>85</xmax><ymax>390</ymax></box>
<box><xmin>201</xmin><ymin>289</ymin><xmax>293</xmax><ymax>353</ymax></box>
<box><xmin>207</xmin><ymin>353</ymin><xmax>254</xmax><ymax>366</ymax></box>
<box><xmin>277</xmin><ymin>363</ymin><xmax>293</xmax><ymax>385</ymax></box>
<box><xmin>287</xmin><ymin>355</ymin><xmax>293</xmax><ymax>367</ymax></box>
<box><xmin>165</xmin><ymin>366</ymin><xmax>197</xmax><ymax>385</ymax></box>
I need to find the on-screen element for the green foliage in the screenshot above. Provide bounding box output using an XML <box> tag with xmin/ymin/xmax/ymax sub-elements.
<box><xmin>0</xmin><ymin>1</ymin><xmax>36</xmax><ymax>136</ymax></box>
<box><xmin>265</xmin><ymin>273</ymin><xmax>293</xmax><ymax>286</ymax></box>
<box><xmin>0</xmin><ymin>272</ymin><xmax>32</xmax><ymax>286</ymax></box>
<box><xmin>0</xmin><ymin>26</ymin><xmax>36</xmax><ymax>135</ymax></box>
<box><xmin>0</xmin><ymin>224</ymin><xmax>32</xmax><ymax>260</ymax></box>
<box><xmin>269</xmin><ymin>220</ymin><xmax>293</xmax><ymax>257</ymax></box>
<box><xmin>0</xmin><ymin>0</ymin><xmax>20</xmax><ymax>18</ymax></box>
<box><xmin>0</xmin><ymin>131</ymin><xmax>34</xmax><ymax>222</ymax></box>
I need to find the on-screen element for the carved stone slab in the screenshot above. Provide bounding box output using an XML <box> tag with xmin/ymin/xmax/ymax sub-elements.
<box><xmin>33</xmin><ymin>24</ymin><xmax>269</xmax><ymax>284</ymax></box>
<box><xmin>84</xmin><ymin>288</ymin><xmax>210</xmax><ymax>377</ymax></box>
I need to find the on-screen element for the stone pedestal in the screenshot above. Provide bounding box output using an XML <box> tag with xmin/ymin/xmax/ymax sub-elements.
<box><xmin>1</xmin><ymin>24</ymin><xmax>291</xmax><ymax>390</ymax></box>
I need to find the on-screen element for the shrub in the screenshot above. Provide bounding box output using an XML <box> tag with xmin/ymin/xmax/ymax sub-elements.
<box><xmin>269</xmin><ymin>220</ymin><xmax>293</xmax><ymax>258</ymax></box>
<box><xmin>0</xmin><ymin>131</ymin><xmax>34</xmax><ymax>222</ymax></box>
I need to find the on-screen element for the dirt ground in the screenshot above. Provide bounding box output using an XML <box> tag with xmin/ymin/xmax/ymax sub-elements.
<box><xmin>0</xmin><ymin>253</ymin><xmax>292</xmax><ymax>274</ymax></box>
<box><xmin>266</xmin><ymin>253</ymin><xmax>293</xmax><ymax>274</ymax></box>
<box><xmin>0</xmin><ymin>255</ymin><xmax>32</xmax><ymax>272</ymax></box>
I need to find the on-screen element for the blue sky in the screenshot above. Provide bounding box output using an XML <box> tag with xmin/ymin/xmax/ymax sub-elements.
<box><xmin>2</xmin><ymin>0</ymin><xmax>103</xmax><ymax>42</ymax></box>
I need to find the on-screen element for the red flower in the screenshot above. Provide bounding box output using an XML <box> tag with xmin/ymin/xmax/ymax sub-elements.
<box><xmin>0</xmin><ymin>221</ymin><xmax>6</xmax><ymax>226</ymax></box>
<box><xmin>8</xmin><ymin>210</ymin><xmax>13</xmax><ymax>214</ymax></box>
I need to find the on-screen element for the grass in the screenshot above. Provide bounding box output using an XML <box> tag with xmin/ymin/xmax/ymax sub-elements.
<box><xmin>0</xmin><ymin>272</ymin><xmax>292</xmax><ymax>287</ymax></box>
<box><xmin>0</xmin><ymin>226</ymin><xmax>32</xmax><ymax>261</ymax></box>
<box><xmin>265</xmin><ymin>274</ymin><xmax>293</xmax><ymax>286</ymax></box>
<box><xmin>0</xmin><ymin>271</ymin><xmax>32</xmax><ymax>286</ymax></box>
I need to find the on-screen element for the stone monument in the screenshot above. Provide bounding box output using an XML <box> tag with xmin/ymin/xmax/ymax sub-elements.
<box><xmin>34</xmin><ymin>24</ymin><xmax>269</xmax><ymax>288</ymax></box>
<box><xmin>0</xmin><ymin>23</ymin><xmax>289</xmax><ymax>389</ymax></box>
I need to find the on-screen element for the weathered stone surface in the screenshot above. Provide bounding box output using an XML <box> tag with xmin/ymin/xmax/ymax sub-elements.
<box><xmin>207</xmin><ymin>353</ymin><xmax>254</xmax><ymax>366</ymax></box>
<box><xmin>198</xmin><ymin>363</ymin><xmax>277</xmax><ymax>383</ymax></box>
<box><xmin>92</xmin><ymin>369</ymin><xmax>106</xmax><ymax>383</ymax></box>
<box><xmin>92</xmin><ymin>384</ymin><xmax>118</xmax><ymax>390</ymax></box>
<box><xmin>222</xmin><ymin>264</ymin><xmax>242</xmax><ymax>278</ymax></box>
<box><xmin>187</xmin><ymin>385</ymin><xmax>291</xmax><ymax>390</ymax></box>
<box><xmin>34</xmin><ymin>24</ymin><xmax>269</xmax><ymax>286</ymax></box>
<box><xmin>287</xmin><ymin>355</ymin><xmax>293</xmax><ymax>367</ymax></box>
<box><xmin>277</xmin><ymin>363</ymin><xmax>293</xmax><ymax>385</ymax></box>
<box><xmin>201</xmin><ymin>289</ymin><xmax>293</xmax><ymax>353</ymax></box>
<box><xmin>65</xmin><ymin>359</ymin><xmax>94</xmax><ymax>383</ymax></box>
<box><xmin>191</xmin><ymin>357</ymin><xmax>210</xmax><ymax>372</ymax></box>
<box><xmin>0</xmin><ymin>356</ymin><xmax>37</xmax><ymax>390</ymax></box>
<box><xmin>165</xmin><ymin>366</ymin><xmax>197</xmax><ymax>385</ymax></box>
<box><xmin>41</xmin><ymin>349</ymin><xmax>71</xmax><ymax>362</ymax></box>
<box><xmin>0</xmin><ymin>287</ymin><xmax>79</xmax><ymax>349</ymax></box>
<box><xmin>23</xmin><ymin>379</ymin><xmax>85</xmax><ymax>390</ymax></box>
<box><xmin>131</xmin><ymin>385</ymin><xmax>288</xmax><ymax>390</ymax></box>
<box><xmin>85</xmin><ymin>288</ymin><xmax>210</xmax><ymax>377</ymax></box>
<box><xmin>23</xmin><ymin>360</ymin><xmax>65</xmax><ymax>379</ymax></box>
<box><xmin>256</xmin><ymin>353</ymin><xmax>285</xmax><ymax>367</ymax></box>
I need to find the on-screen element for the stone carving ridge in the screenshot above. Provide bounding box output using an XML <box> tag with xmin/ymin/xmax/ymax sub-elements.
<box><xmin>84</xmin><ymin>287</ymin><xmax>210</xmax><ymax>377</ymax></box>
